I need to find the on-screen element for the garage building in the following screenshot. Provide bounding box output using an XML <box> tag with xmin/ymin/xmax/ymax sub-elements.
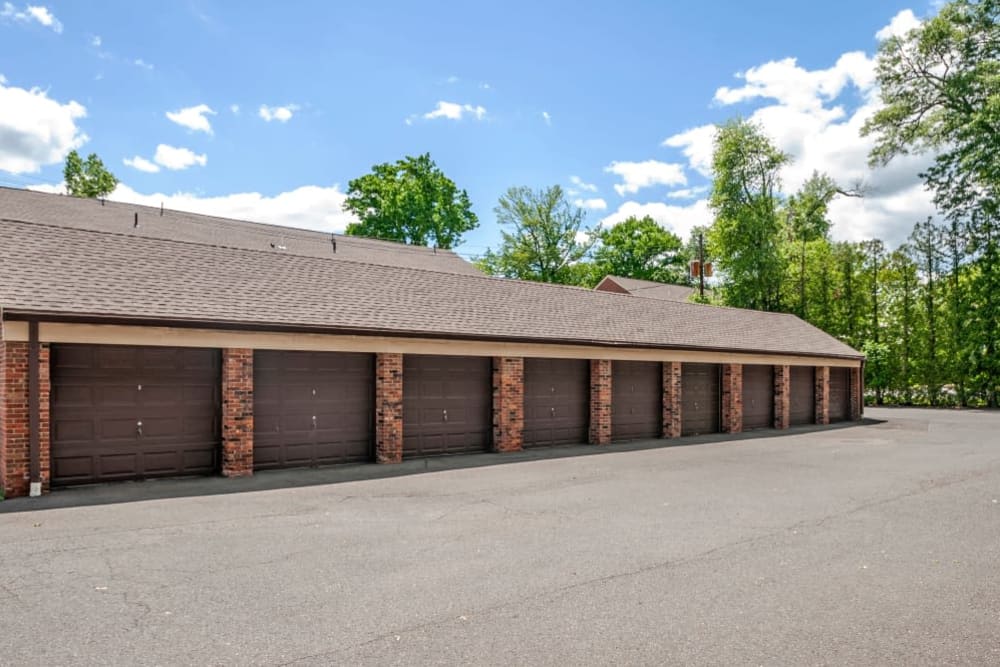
<box><xmin>0</xmin><ymin>188</ymin><xmax>863</xmax><ymax>498</ymax></box>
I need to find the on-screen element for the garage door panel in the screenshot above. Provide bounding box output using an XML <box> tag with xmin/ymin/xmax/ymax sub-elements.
<box><xmin>682</xmin><ymin>363</ymin><xmax>721</xmax><ymax>436</ymax></box>
<box><xmin>611</xmin><ymin>361</ymin><xmax>661</xmax><ymax>441</ymax></box>
<box><xmin>403</xmin><ymin>355</ymin><xmax>491</xmax><ymax>457</ymax></box>
<box><xmin>829</xmin><ymin>368</ymin><xmax>850</xmax><ymax>422</ymax></box>
<box><xmin>790</xmin><ymin>367</ymin><xmax>815</xmax><ymax>425</ymax></box>
<box><xmin>51</xmin><ymin>344</ymin><xmax>221</xmax><ymax>487</ymax></box>
<box><xmin>523</xmin><ymin>358</ymin><xmax>589</xmax><ymax>448</ymax></box>
<box><xmin>252</xmin><ymin>350</ymin><xmax>374</xmax><ymax>470</ymax></box>
<box><xmin>742</xmin><ymin>365</ymin><xmax>774</xmax><ymax>431</ymax></box>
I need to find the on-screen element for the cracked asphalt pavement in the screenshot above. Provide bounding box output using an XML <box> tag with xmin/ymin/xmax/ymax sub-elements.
<box><xmin>1</xmin><ymin>407</ymin><xmax>998</xmax><ymax>665</ymax></box>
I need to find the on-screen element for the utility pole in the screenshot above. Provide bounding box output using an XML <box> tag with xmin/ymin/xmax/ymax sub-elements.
<box><xmin>698</xmin><ymin>232</ymin><xmax>706</xmax><ymax>300</ymax></box>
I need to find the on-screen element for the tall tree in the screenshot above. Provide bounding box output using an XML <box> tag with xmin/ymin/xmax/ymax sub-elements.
<box><xmin>477</xmin><ymin>185</ymin><xmax>593</xmax><ymax>284</ymax></box>
<box><xmin>343</xmin><ymin>153</ymin><xmax>477</xmax><ymax>249</ymax></box>
<box><xmin>910</xmin><ymin>219</ymin><xmax>943</xmax><ymax>404</ymax></box>
<box><xmin>63</xmin><ymin>150</ymin><xmax>118</xmax><ymax>199</ymax></box>
<box><xmin>708</xmin><ymin>118</ymin><xmax>790</xmax><ymax>311</ymax></box>
<box><xmin>590</xmin><ymin>215</ymin><xmax>687</xmax><ymax>286</ymax></box>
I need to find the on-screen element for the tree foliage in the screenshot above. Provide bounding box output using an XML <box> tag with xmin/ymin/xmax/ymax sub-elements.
<box><xmin>590</xmin><ymin>215</ymin><xmax>688</xmax><ymax>285</ymax></box>
<box><xmin>476</xmin><ymin>185</ymin><xmax>593</xmax><ymax>283</ymax></box>
<box><xmin>63</xmin><ymin>150</ymin><xmax>118</xmax><ymax>199</ymax></box>
<box><xmin>343</xmin><ymin>153</ymin><xmax>477</xmax><ymax>249</ymax></box>
<box><xmin>708</xmin><ymin>118</ymin><xmax>790</xmax><ymax>311</ymax></box>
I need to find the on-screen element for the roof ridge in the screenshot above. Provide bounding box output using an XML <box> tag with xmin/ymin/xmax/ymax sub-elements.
<box><xmin>1</xmin><ymin>186</ymin><xmax>465</xmax><ymax>258</ymax></box>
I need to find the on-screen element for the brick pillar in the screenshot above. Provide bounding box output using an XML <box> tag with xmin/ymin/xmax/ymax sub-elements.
<box><xmin>815</xmin><ymin>366</ymin><xmax>830</xmax><ymax>425</ymax></box>
<box><xmin>0</xmin><ymin>340</ymin><xmax>48</xmax><ymax>498</ymax></box>
<box><xmin>589</xmin><ymin>359</ymin><xmax>612</xmax><ymax>445</ymax></box>
<box><xmin>375</xmin><ymin>353</ymin><xmax>403</xmax><ymax>463</ymax></box>
<box><xmin>849</xmin><ymin>366</ymin><xmax>862</xmax><ymax>421</ymax></box>
<box><xmin>721</xmin><ymin>363</ymin><xmax>743</xmax><ymax>434</ymax></box>
<box><xmin>774</xmin><ymin>365</ymin><xmax>791</xmax><ymax>429</ymax></box>
<box><xmin>221</xmin><ymin>348</ymin><xmax>254</xmax><ymax>477</ymax></box>
<box><xmin>493</xmin><ymin>357</ymin><xmax>524</xmax><ymax>452</ymax></box>
<box><xmin>662</xmin><ymin>361</ymin><xmax>682</xmax><ymax>438</ymax></box>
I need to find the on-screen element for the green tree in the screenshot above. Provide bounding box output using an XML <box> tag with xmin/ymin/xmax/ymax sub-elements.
<box><xmin>63</xmin><ymin>150</ymin><xmax>118</xmax><ymax>199</ymax></box>
<box><xmin>862</xmin><ymin>340</ymin><xmax>893</xmax><ymax>406</ymax></box>
<box><xmin>343</xmin><ymin>153</ymin><xmax>477</xmax><ymax>249</ymax></box>
<box><xmin>708</xmin><ymin>118</ymin><xmax>790</xmax><ymax>311</ymax></box>
<box><xmin>477</xmin><ymin>185</ymin><xmax>593</xmax><ymax>284</ymax></box>
<box><xmin>590</xmin><ymin>215</ymin><xmax>687</xmax><ymax>286</ymax></box>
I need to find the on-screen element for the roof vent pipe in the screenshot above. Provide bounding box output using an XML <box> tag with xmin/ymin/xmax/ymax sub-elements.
<box><xmin>134</xmin><ymin>212</ymin><xmax>138</xmax><ymax>228</ymax></box>
<box><xmin>331</xmin><ymin>235</ymin><xmax>337</xmax><ymax>253</ymax></box>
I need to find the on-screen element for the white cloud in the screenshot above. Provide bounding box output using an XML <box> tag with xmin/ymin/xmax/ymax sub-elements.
<box><xmin>541</xmin><ymin>111</ymin><xmax>552</xmax><ymax>126</ymax></box>
<box><xmin>153</xmin><ymin>144</ymin><xmax>207</xmax><ymax>170</ymax></box>
<box><xmin>229</xmin><ymin>104</ymin><xmax>240</xmax><ymax>114</ymax></box>
<box><xmin>568</xmin><ymin>175</ymin><xmax>598</xmax><ymax>193</ymax></box>
<box><xmin>258</xmin><ymin>104</ymin><xmax>299</xmax><ymax>123</ymax></box>
<box><xmin>876</xmin><ymin>9</ymin><xmax>920</xmax><ymax>40</ymax></box>
<box><xmin>479</xmin><ymin>82</ymin><xmax>491</xmax><ymax>90</ymax></box>
<box><xmin>605</xmin><ymin>159</ymin><xmax>687</xmax><ymax>196</ymax></box>
<box><xmin>90</xmin><ymin>35</ymin><xmax>101</xmax><ymax>47</ymax></box>
<box><xmin>166</xmin><ymin>104</ymin><xmax>216</xmax><ymax>134</ymax></box>
<box><xmin>1</xmin><ymin>3</ymin><xmax>62</xmax><ymax>32</ymax></box>
<box><xmin>657</xmin><ymin>9</ymin><xmax>936</xmax><ymax>247</ymax></box>
<box><xmin>422</xmin><ymin>101</ymin><xmax>487</xmax><ymax>121</ymax></box>
<box><xmin>445</xmin><ymin>75</ymin><xmax>459</xmax><ymax>84</ymax></box>
<box><xmin>133</xmin><ymin>58</ymin><xmax>154</xmax><ymax>70</ymax></box>
<box><xmin>666</xmin><ymin>186</ymin><xmax>709</xmax><ymax>200</ymax></box>
<box><xmin>0</xmin><ymin>77</ymin><xmax>87</xmax><ymax>174</ymax></box>
<box><xmin>600</xmin><ymin>200</ymin><xmax>712</xmax><ymax>243</ymax></box>
<box><xmin>123</xmin><ymin>155</ymin><xmax>160</xmax><ymax>173</ymax></box>
<box><xmin>573</xmin><ymin>198</ymin><xmax>607</xmax><ymax>211</ymax></box>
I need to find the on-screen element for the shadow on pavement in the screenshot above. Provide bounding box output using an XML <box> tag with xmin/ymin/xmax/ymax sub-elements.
<box><xmin>0</xmin><ymin>418</ymin><xmax>882</xmax><ymax>514</ymax></box>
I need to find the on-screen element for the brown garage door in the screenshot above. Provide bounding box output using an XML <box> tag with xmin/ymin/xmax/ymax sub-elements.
<box><xmin>829</xmin><ymin>367</ymin><xmax>851</xmax><ymax>422</ymax></box>
<box><xmin>612</xmin><ymin>361</ymin><xmax>662</xmax><ymax>441</ymax></box>
<box><xmin>523</xmin><ymin>358</ymin><xmax>589</xmax><ymax>448</ymax></box>
<box><xmin>790</xmin><ymin>366</ymin><xmax>815</xmax><ymax>425</ymax></box>
<box><xmin>253</xmin><ymin>351</ymin><xmax>373</xmax><ymax>470</ymax></box>
<box><xmin>50</xmin><ymin>344</ymin><xmax>220</xmax><ymax>486</ymax></box>
<box><xmin>403</xmin><ymin>355</ymin><xmax>492</xmax><ymax>457</ymax></box>
<box><xmin>682</xmin><ymin>363</ymin><xmax>720</xmax><ymax>436</ymax></box>
<box><xmin>742</xmin><ymin>364</ymin><xmax>774</xmax><ymax>431</ymax></box>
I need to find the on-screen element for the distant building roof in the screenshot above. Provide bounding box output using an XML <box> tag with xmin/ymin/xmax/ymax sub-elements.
<box><xmin>595</xmin><ymin>275</ymin><xmax>707</xmax><ymax>302</ymax></box>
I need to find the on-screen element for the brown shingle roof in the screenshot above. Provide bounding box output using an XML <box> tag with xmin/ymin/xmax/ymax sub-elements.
<box><xmin>0</xmin><ymin>213</ymin><xmax>862</xmax><ymax>359</ymax></box>
<box><xmin>0</xmin><ymin>187</ymin><xmax>481</xmax><ymax>275</ymax></box>
<box><xmin>597</xmin><ymin>275</ymin><xmax>705</xmax><ymax>302</ymax></box>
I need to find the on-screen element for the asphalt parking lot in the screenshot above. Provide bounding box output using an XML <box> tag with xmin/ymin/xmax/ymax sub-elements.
<box><xmin>1</xmin><ymin>407</ymin><xmax>998</xmax><ymax>665</ymax></box>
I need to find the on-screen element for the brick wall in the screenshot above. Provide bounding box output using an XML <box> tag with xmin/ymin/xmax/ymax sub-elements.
<box><xmin>815</xmin><ymin>366</ymin><xmax>830</xmax><ymax>425</ymax></box>
<box><xmin>589</xmin><ymin>359</ymin><xmax>612</xmax><ymax>445</ymax></box>
<box><xmin>492</xmin><ymin>357</ymin><xmax>524</xmax><ymax>452</ymax></box>
<box><xmin>663</xmin><ymin>361</ymin><xmax>682</xmax><ymax>438</ymax></box>
<box><xmin>721</xmin><ymin>363</ymin><xmax>743</xmax><ymax>434</ymax></box>
<box><xmin>774</xmin><ymin>365</ymin><xmax>791</xmax><ymax>429</ymax></box>
<box><xmin>0</xmin><ymin>340</ymin><xmax>49</xmax><ymax>498</ymax></box>
<box><xmin>221</xmin><ymin>348</ymin><xmax>254</xmax><ymax>477</ymax></box>
<box><xmin>849</xmin><ymin>366</ymin><xmax>862</xmax><ymax>421</ymax></box>
<box><xmin>375</xmin><ymin>353</ymin><xmax>403</xmax><ymax>463</ymax></box>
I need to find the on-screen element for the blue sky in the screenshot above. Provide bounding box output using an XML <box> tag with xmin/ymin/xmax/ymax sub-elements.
<box><xmin>1</xmin><ymin>1</ymin><xmax>940</xmax><ymax>256</ymax></box>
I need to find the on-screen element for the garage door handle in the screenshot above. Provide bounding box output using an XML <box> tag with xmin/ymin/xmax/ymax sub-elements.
<box><xmin>550</xmin><ymin>407</ymin><xmax>556</xmax><ymax>417</ymax></box>
<box><xmin>442</xmin><ymin>409</ymin><xmax>448</xmax><ymax>422</ymax></box>
<box><xmin>312</xmin><ymin>415</ymin><xmax>317</xmax><ymax>429</ymax></box>
<box><xmin>136</xmin><ymin>421</ymin><xmax>143</xmax><ymax>437</ymax></box>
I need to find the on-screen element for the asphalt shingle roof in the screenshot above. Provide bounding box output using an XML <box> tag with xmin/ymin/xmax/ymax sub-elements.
<box><xmin>597</xmin><ymin>276</ymin><xmax>703</xmax><ymax>302</ymax></box>
<box><xmin>0</xmin><ymin>190</ymin><xmax>863</xmax><ymax>359</ymax></box>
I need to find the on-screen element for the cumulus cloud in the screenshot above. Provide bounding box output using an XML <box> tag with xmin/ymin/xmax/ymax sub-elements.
<box><xmin>541</xmin><ymin>111</ymin><xmax>552</xmax><ymax>125</ymax></box>
<box><xmin>1</xmin><ymin>3</ymin><xmax>62</xmax><ymax>32</ymax></box>
<box><xmin>666</xmin><ymin>186</ymin><xmax>709</xmax><ymax>200</ymax></box>
<box><xmin>133</xmin><ymin>58</ymin><xmax>154</xmax><ymax>71</ymax></box>
<box><xmin>153</xmin><ymin>144</ymin><xmax>207</xmax><ymax>170</ymax></box>
<box><xmin>605</xmin><ymin>159</ymin><xmax>687</xmax><ymax>196</ymax></box>
<box><xmin>658</xmin><ymin>9</ymin><xmax>934</xmax><ymax>246</ymax></box>
<box><xmin>258</xmin><ymin>104</ymin><xmax>299</xmax><ymax>123</ymax></box>
<box><xmin>600</xmin><ymin>200</ymin><xmax>712</xmax><ymax>243</ymax></box>
<box><xmin>876</xmin><ymin>9</ymin><xmax>920</xmax><ymax>40</ymax></box>
<box><xmin>568</xmin><ymin>175</ymin><xmax>598</xmax><ymax>193</ymax></box>
<box><xmin>166</xmin><ymin>104</ymin><xmax>216</xmax><ymax>134</ymax></box>
<box><xmin>123</xmin><ymin>155</ymin><xmax>160</xmax><ymax>173</ymax></box>
<box><xmin>422</xmin><ymin>101</ymin><xmax>487</xmax><ymax>121</ymax></box>
<box><xmin>0</xmin><ymin>77</ymin><xmax>87</xmax><ymax>174</ymax></box>
<box><xmin>573</xmin><ymin>198</ymin><xmax>607</xmax><ymax>211</ymax></box>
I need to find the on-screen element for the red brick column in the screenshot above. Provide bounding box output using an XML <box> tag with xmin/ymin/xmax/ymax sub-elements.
<box><xmin>493</xmin><ymin>357</ymin><xmax>524</xmax><ymax>452</ymax></box>
<box><xmin>376</xmin><ymin>353</ymin><xmax>403</xmax><ymax>463</ymax></box>
<box><xmin>662</xmin><ymin>361</ymin><xmax>682</xmax><ymax>438</ymax></box>
<box><xmin>221</xmin><ymin>348</ymin><xmax>254</xmax><ymax>477</ymax></box>
<box><xmin>815</xmin><ymin>366</ymin><xmax>830</xmax><ymax>425</ymax></box>
<box><xmin>589</xmin><ymin>359</ymin><xmax>612</xmax><ymax>445</ymax></box>
<box><xmin>774</xmin><ymin>365</ymin><xmax>791</xmax><ymax>429</ymax></box>
<box><xmin>0</xmin><ymin>341</ymin><xmax>49</xmax><ymax>498</ymax></box>
<box><xmin>849</xmin><ymin>366</ymin><xmax>862</xmax><ymax>421</ymax></box>
<box><xmin>721</xmin><ymin>363</ymin><xmax>743</xmax><ymax>434</ymax></box>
